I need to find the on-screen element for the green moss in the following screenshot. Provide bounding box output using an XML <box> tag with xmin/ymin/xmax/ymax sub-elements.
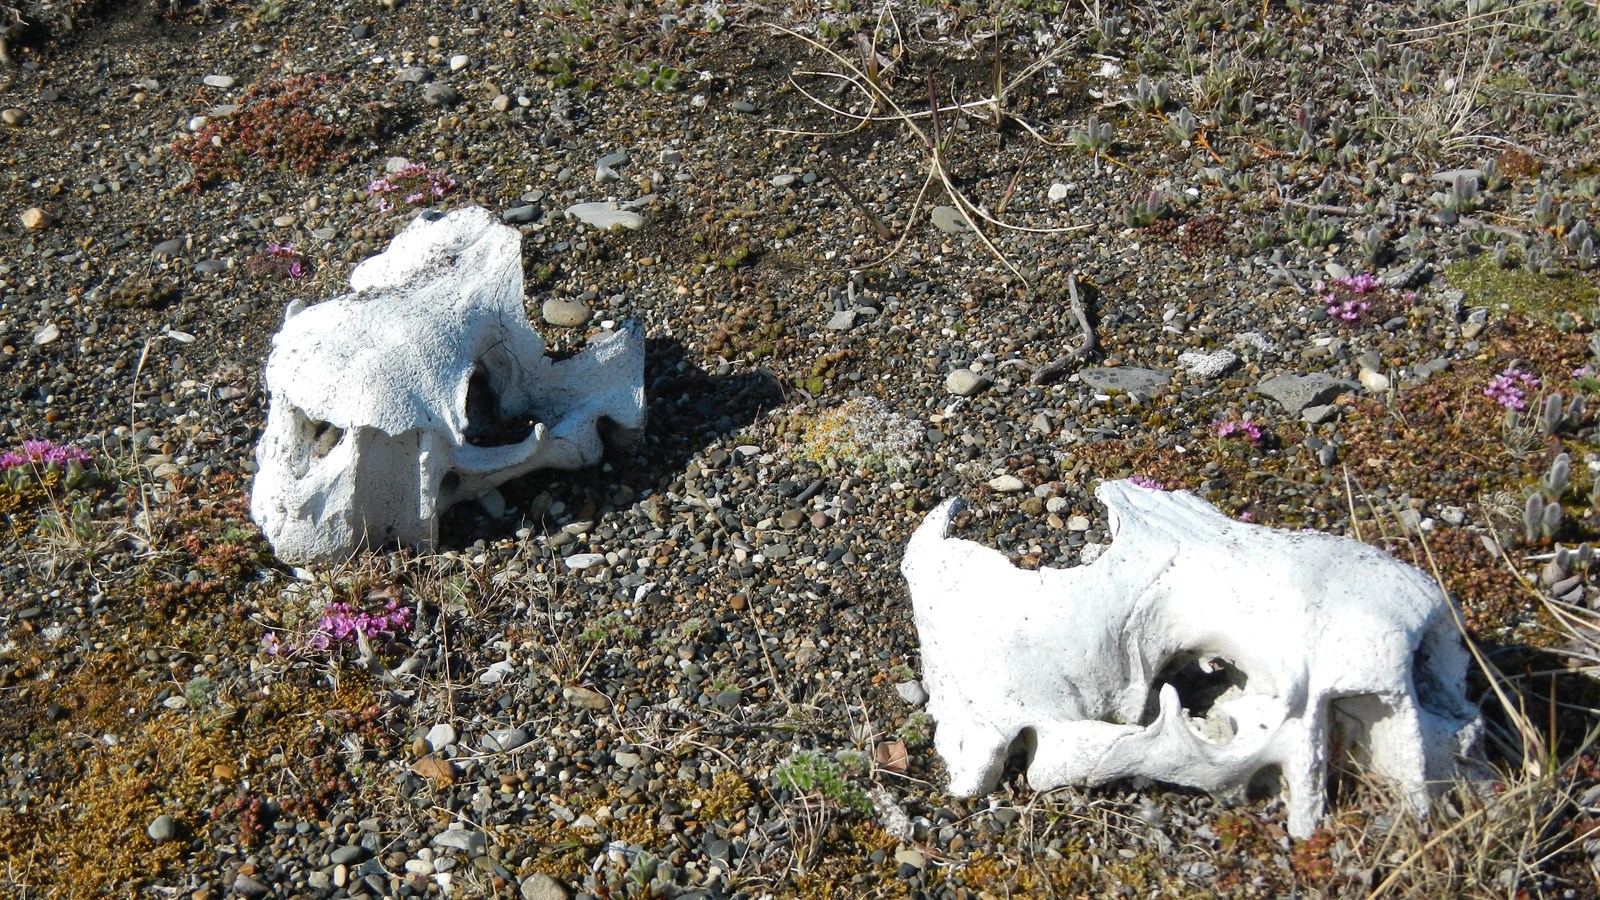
<box><xmin>1443</xmin><ymin>254</ymin><xmax>1599</xmax><ymax>324</ymax></box>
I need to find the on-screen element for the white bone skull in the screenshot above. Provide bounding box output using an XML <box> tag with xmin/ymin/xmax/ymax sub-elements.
<box><xmin>901</xmin><ymin>480</ymin><xmax>1482</xmax><ymax>838</ymax></box>
<box><xmin>250</xmin><ymin>207</ymin><xmax>645</xmax><ymax>564</ymax></box>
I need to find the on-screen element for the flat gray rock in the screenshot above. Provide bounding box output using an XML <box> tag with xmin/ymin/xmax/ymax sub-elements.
<box><xmin>483</xmin><ymin>727</ymin><xmax>529</xmax><ymax>752</ymax></box>
<box><xmin>566</xmin><ymin>201</ymin><xmax>646</xmax><ymax>231</ymax></box>
<box><xmin>929</xmin><ymin>206</ymin><xmax>972</xmax><ymax>234</ymax></box>
<box><xmin>1080</xmin><ymin>367</ymin><xmax>1173</xmax><ymax>396</ymax></box>
<box><xmin>432</xmin><ymin>827</ymin><xmax>487</xmax><ymax>855</ymax></box>
<box><xmin>1257</xmin><ymin>373</ymin><xmax>1358</xmax><ymax>413</ymax></box>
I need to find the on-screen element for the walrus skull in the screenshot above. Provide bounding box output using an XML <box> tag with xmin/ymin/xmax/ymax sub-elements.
<box><xmin>250</xmin><ymin>207</ymin><xmax>645</xmax><ymax>564</ymax></box>
<box><xmin>901</xmin><ymin>480</ymin><xmax>1481</xmax><ymax>838</ymax></box>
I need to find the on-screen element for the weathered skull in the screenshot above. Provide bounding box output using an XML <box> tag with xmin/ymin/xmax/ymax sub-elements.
<box><xmin>250</xmin><ymin>207</ymin><xmax>645</xmax><ymax>564</ymax></box>
<box><xmin>901</xmin><ymin>480</ymin><xmax>1482</xmax><ymax>838</ymax></box>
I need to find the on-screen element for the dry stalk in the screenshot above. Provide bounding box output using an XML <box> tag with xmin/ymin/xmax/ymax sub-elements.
<box><xmin>1029</xmin><ymin>275</ymin><xmax>1097</xmax><ymax>385</ymax></box>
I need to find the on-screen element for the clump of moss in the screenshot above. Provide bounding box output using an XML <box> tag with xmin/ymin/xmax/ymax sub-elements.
<box><xmin>794</xmin><ymin>398</ymin><xmax>922</xmax><ymax>473</ymax></box>
<box><xmin>1444</xmin><ymin>254</ymin><xmax>1599</xmax><ymax>325</ymax></box>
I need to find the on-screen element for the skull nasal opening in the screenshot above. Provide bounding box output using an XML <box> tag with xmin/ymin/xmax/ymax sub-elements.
<box><xmin>462</xmin><ymin>363</ymin><xmax>540</xmax><ymax>447</ymax></box>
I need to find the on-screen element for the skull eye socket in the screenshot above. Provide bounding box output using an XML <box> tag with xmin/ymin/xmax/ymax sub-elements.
<box><xmin>463</xmin><ymin>364</ymin><xmax>539</xmax><ymax>447</ymax></box>
<box><xmin>1142</xmin><ymin>652</ymin><xmax>1248</xmax><ymax>742</ymax></box>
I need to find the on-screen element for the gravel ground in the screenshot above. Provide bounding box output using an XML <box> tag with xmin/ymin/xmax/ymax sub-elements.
<box><xmin>3</xmin><ymin>0</ymin><xmax>1600</xmax><ymax>897</ymax></box>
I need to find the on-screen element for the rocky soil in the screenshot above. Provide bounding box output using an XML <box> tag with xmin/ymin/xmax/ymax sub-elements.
<box><xmin>3</xmin><ymin>0</ymin><xmax>1600</xmax><ymax>897</ymax></box>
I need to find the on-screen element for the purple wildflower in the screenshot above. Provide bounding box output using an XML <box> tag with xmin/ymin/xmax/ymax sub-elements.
<box><xmin>315</xmin><ymin>597</ymin><xmax>412</xmax><ymax>645</ymax></box>
<box><xmin>1337</xmin><ymin>273</ymin><xmax>1378</xmax><ymax>294</ymax></box>
<box><xmin>368</xmin><ymin>164</ymin><xmax>458</xmax><ymax>211</ymax></box>
<box><xmin>1128</xmin><ymin>475</ymin><xmax>1166</xmax><ymax>490</ymax></box>
<box><xmin>1485</xmin><ymin>367</ymin><xmax>1540</xmax><ymax>411</ymax></box>
<box><xmin>1214</xmin><ymin>419</ymin><xmax>1263</xmax><ymax>444</ymax></box>
<box><xmin>1326</xmin><ymin>297</ymin><xmax>1371</xmax><ymax>322</ymax></box>
<box><xmin>1</xmin><ymin>439</ymin><xmax>92</xmax><ymax>471</ymax></box>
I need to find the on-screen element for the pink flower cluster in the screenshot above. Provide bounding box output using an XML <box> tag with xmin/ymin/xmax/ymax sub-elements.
<box><xmin>1485</xmin><ymin>367</ymin><xmax>1540</xmax><ymax>411</ymax></box>
<box><xmin>1214</xmin><ymin>419</ymin><xmax>1263</xmax><ymax>444</ymax></box>
<box><xmin>1322</xmin><ymin>273</ymin><xmax>1379</xmax><ymax>322</ymax></box>
<box><xmin>247</xmin><ymin>242</ymin><xmax>305</xmax><ymax>280</ymax></box>
<box><xmin>1128</xmin><ymin>475</ymin><xmax>1166</xmax><ymax>490</ymax></box>
<box><xmin>265</xmin><ymin>243</ymin><xmax>303</xmax><ymax>278</ymax></box>
<box><xmin>313</xmin><ymin>598</ymin><xmax>412</xmax><ymax>647</ymax></box>
<box><xmin>0</xmin><ymin>439</ymin><xmax>92</xmax><ymax>471</ymax></box>
<box><xmin>367</xmin><ymin>163</ymin><xmax>458</xmax><ymax>212</ymax></box>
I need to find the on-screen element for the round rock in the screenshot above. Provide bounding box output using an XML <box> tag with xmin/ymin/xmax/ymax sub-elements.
<box><xmin>521</xmin><ymin>873</ymin><xmax>573</xmax><ymax>900</ymax></box>
<box><xmin>422</xmin><ymin>82</ymin><xmax>460</xmax><ymax>106</ymax></box>
<box><xmin>945</xmin><ymin>368</ymin><xmax>989</xmax><ymax>397</ymax></box>
<box><xmin>542</xmin><ymin>297</ymin><xmax>592</xmax><ymax>328</ymax></box>
<box><xmin>146</xmin><ymin>813</ymin><xmax>178</xmax><ymax>843</ymax></box>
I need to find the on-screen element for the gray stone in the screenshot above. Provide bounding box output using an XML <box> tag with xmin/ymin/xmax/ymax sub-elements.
<box><xmin>146</xmin><ymin>813</ymin><xmax>178</xmax><ymax>843</ymax></box>
<box><xmin>521</xmin><ymin>873</ymin><xmax>572</xmax><ymax>900</ymax></box>
<box><xmin>398</xmin><ymin>67</ymin><xmax>431</xmax><ymax>84</ymax></box>
<box><xmin>613</xmin><ymin>750</ymin><xmax>642</xmax><ymax>768</ymax></box>
<box><xmin>152</xmin><ymin>238</ymin><xmax>183</xmax><ymax>259</ymax></box>
<box><xmin>566</xmin><ymin>200</ymin><xmax>646</xmax><ymax>231</ymax></box>
<box><xmin>826</xmin><ymin>309</ymin><xmax>857</xmax><ymax>331</ymax></box>
<box><xmin>929</xmin><ymin>206</ymin><xmax>972</xmax><ymax>234</ymax></box>
<box><xmin>422</xmin><ymin>82</ymin><xmax>460</xmax><ymax>106</ymax></box>
<box><xmin>1301</xmin><ymin>404</ymin><xmax>1340</xmax><ymax>425</ymax></box>
<box><xmin>32</xmin><ymin>323</ymin><xmax>60</xmax><ymax>345</ymax></box>
<box><xmin>501</xmin><ymin>204</ymin><xmax>540</xmax><ymax>224</ymax></box>
<box><xmin>233</xmin><ymin>874</ymin><xmax>269</xmax><ymax>899</ymax></box>
<box><xmin>730</xmin><ymin>100</ymin><xmax>757</xmax><ymax>113</ymax></box>
<box><xmin>195</xmin><ymin>258</ymin><xmax>228</xmax><ymax>275</ymax></box>
<box><xmin>563</xmin><ymin>551</ymin><xmax>605</xmax><ymax>570</ymax></box>
<box><xmin>542</xmin><ymin>297</ymin><xmax>592</xmax><ymax>328</ymax></box>
<box><xmin>424</xmin><ymin>723</ymin><xmax>457</xmax><ymax>751</ymax></box>
<box><xmin>203</xmin><ymin>74</ymin><xmax>235</xmax><ymax>89</ymax></box>
<box><xmin>1079</xmin><ymin>367</ymin><xmax>1173</xmax><ymax>396</ymax></box>
<box><xmin>945</xmin><ymin>368</ymin><xmax>989</xmax><ymax>397</ymax></box>
<box><xmin>562</xmin><ymin>686</ymin><xmax>609</xmax><ymax>710</ymax></box>
<box><xmin>1176</xmin><ymin>349</ymin><xmax>1237</xmax><ymax>380</ymax></box>
<box><xmin>1415</xmin><ymin>357</ymin><xmax>1451</xmax><ymax>380</ymax></box>
<box><xmin>330</xmin><ymin>844</ymin><xmax>368</xmax><ymax>865</ymax></box>
<box><xmin>895</xmin><ymin>680</ymin><xmax>928</xmax><ymax>706</ymax></box>
<box><xmin>432</xmin><ymin>827</ymin><xmax>488</xmax><ymax>856</ymax></box>
<box><xmin>597</xmin><ymin>150</ymin><xmax>629</xmax><ymax>169</ymax></box>
<box><xmin>483</xmin><ymin>728</ymin><xmax>529</xmax><ymax>752</ymax></box>
<box><xmin>1256</xmin><ymin>372</ymin><xmax>1357</xmax><ymax>413</ymax></box>
<box><xmin>1429</xmin><ymin>167</ymin><xmax>1484</xmax><ymax>184</ymax></box>
<box><xmin>987</xmin><ymin>474</ymin><xmax>1025</xmax><ymax>493</ymax></box>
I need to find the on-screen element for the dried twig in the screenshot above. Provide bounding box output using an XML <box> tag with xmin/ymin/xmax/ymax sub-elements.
<box><xmin>1030</xmin><ymin>275</ymin><xmax>1097</xmax><ymax>385</ymax></box>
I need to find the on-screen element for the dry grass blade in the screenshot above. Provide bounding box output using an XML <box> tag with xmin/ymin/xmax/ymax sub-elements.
<box><xmin>768</xmin><ymin>23</ymin><xmax>1092</xmax><ymax>286</ymax></box>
